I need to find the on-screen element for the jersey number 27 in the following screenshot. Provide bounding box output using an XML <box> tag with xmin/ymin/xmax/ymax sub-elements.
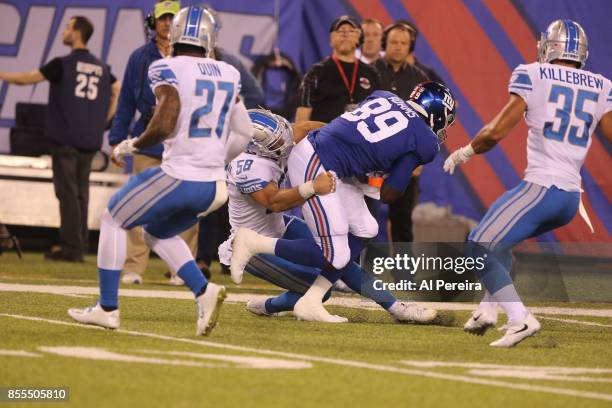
<box><xmin>341</xmin><ymin>98</ymin><xmax>408</xmax><ymax>142</ymax></box>
<box><xmin>189</xmin><ymin>79</ymin><xmax>234</xmax><ymax>138</ymax></box>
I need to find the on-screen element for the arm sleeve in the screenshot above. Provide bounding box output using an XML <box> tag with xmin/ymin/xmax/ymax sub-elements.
<box><xmin>508</xmin><ymin>64</ymin><xmax>534</xmax><ymax>104</ymax></box>
<box><xmin>148</xmin><ymin>60</ymin><xmax>179</xmax><ymax>92</ymax></box>
<box><xmin>225</xmin><ymin>100</ymin><xmax>255</xmax><ymax>163</ymax></box>
<box><xmin>298</xmin><ymin>68</ymin><xmax>318</xmax><ymax>108</ymax></box>
<box><xmin>384</xmin><ymin>153</ymin><xmax>420</xmax><ymax>192</ymax></box>
<box><xmin>39</xmin><ymin>57</ymin><xmax>62</xmax><ymax>83</ymax></box>
<box><xmin>109</xmin><ymin>54</ymin><xmax>138</xmax><ymax>145</ymax></box>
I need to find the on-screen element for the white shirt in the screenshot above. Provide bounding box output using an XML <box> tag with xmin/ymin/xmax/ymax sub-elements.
<box><xmin>509</xmin><ymin>62</ymin><xmax>611</xmax><ymax>191</ymax></box>
<box><xmin>148</xmin><ymin>56</ymin><xmax>244</xmax><ymax>181</ymax></box>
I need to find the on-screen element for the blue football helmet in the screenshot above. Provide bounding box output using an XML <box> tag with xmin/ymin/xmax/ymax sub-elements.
<box><xmin>407</xmin><ymin>81</ymin><xmax>456</xmax><ymax>143</ymax></box>
<box><xmin>246</xmin><ymin>109</ymin><xmax>294</xmax><ymax>162</ymax></box>
<box><xmin>538</xmin><ymin>19</ymin><xmax>588</xmax><ymax>68</ymax></box>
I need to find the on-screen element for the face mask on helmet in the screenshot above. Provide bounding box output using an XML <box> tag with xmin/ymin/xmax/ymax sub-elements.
<box><xmin>537</xmin><ymin>19</ymin><xmax>588</xmax><ymax>68</ymax></box>
<box><xmin>247</xmin><ymin>109</ymin><xmax>294</xmax><ymax>162</ymax></box>
<box><xmin>407</xmin><ymin>81</ymin><xmax>456</xmax><ymax>143</ymax></box>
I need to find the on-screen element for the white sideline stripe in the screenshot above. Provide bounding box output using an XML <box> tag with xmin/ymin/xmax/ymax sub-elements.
<box><xmin>1</xmin><ymin>282</ymin><xmax>612</xmax><ymax>318</ymax></box>
<box><xmin>0</xmin><ymin>349</ymin><xmax>41</xmax><ymax>357</ymax></box>
<box><xmin>2</xmin><ymin>313</ymin><xmax>612</xmax><ymax>403</ymax></box>
<box><xmin>539</xmin><ymin>317</ymin><xmax>612</xmax><ymax>328</ymax></box>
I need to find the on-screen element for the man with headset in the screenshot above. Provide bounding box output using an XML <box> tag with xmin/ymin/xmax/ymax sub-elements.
<box><xmin>109</xmin><ymin>0</ymin><xmax>198</xmax><ymax>285</ymax></box>
<box><xmin>374</xmin><ymin>21</ymin><xmax>429</xmax><ymax>245</ymax></box>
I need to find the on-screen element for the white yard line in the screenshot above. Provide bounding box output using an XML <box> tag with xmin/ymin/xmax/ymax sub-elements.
<box><xmin>539</xmin><ymin>316</ymin><xmax>612</xmax><ymax>328</ymax></box>
<box><xmin>1</xmin><ymin>313</ymin><xmax>611</xmax><ymax>403</ymax></box>
<box><xmin>1</xmin><ymin>282</ymin><xmax>612</xmax><ymax>318</ymax></box>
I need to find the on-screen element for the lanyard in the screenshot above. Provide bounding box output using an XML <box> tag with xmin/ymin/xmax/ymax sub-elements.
<box><xmin>332</xmin><ymin>55</ymin><xmax>359</xmax><ymax>103</ymax></box>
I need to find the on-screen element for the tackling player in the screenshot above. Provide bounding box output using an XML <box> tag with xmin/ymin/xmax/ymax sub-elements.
<box><xmin>444</xmin><ymin>20</ymin><xmax>612</xmax><ymax>347</ymax></box>
<box><xmin>220</xmin><ymin>109</ymin><xmax>437</xmax><ymax>323</ymax></box>
<box><xmin>68</xmin><ymin>6</ymin><xmax>255</xmax><ymax>335</ymax></box>
<box><xmin>231</xmin><ymin>82</ymin><xmax>456</xmax><ymax>322</ymax></box>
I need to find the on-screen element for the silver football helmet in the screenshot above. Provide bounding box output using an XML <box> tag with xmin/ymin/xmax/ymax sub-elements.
<box><xmin>246</xmin><ymin>109</ymin><xmax>294</xmax><ymax>163</ymax></box>
<box><xmin>537</xmin><ymin>19</ymin><xmax>588</xmax><ymax>68</ymax></box>
<box><xmin>169</xmin><ymin>6</ymin><xmax>216</xmax><ymax>57</ymax></box>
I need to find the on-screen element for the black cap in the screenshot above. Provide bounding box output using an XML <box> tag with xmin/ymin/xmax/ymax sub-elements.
<box><xmin>329</xmin><ymin>15</ymin><xmax>359</xmax><ymax>33</ymax></box>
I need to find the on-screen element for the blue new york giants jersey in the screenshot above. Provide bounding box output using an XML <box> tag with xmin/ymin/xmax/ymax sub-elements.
<box><xmin>307</xmin><ymin>90</ymin><xmax>439</xmax><ymax>179</ymax></box>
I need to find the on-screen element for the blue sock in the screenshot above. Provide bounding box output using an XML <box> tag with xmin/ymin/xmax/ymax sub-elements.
<box><xmin>99</xmin><ymin>268</ymin><xmax>120</xmax><ymax>308</ymax></box>
<box><xmin>177</xmin><ymin>260</ymin><xmax>207</xmax><ymax>297</ymax></box>
<box><xmin>348</xmin><ymin>234</ymin><xmax>365</xmax><ymax>260</ymax></box>
<box><xmin>275</xmin><ymin>238</ymin><xmax>325</xmax><ymax>269</ymax></box>
<box><xmin>265</xmin><ymin>291</ymin><xmax>302</xmax><ymax>313</ymax></box>
<box><xmin>340</xmin><ymin>262</ymin><xmax>396</xmax><ymax>310</ymax></box>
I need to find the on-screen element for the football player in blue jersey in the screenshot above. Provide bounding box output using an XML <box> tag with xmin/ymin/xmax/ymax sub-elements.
<box><xmin>221</xmin><ymin>109</ymin><xmax>438</xmax><ymax>323</ymax></box>
<box><xmin>231</xmin><ymin>82</ymin><xmax>456</xmax><ymax>322</ymax></box>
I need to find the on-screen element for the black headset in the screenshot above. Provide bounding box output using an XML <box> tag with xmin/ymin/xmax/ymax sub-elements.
<box><xmin>381</xmin><ymin>21</ymin><xmax>418</xmax><ymax>52</ymax></box>
<box><xmin>145</xmin><ymin>1</ymin><xmax>180</xmax><ymax>32</ymax></box>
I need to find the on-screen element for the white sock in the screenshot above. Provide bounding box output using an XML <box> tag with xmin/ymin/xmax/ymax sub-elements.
<box><xmin>478</xmin><ymin>291</ymin><xmax>498</xmax><ymax>318</ymax></box>
<box><xmin>251</xmin><ymin>234</ymin><xmax>277</xmax><ymax>254</ymax></box>
<box><xmin>302</xmin><ymin>275</ymin><xmax>333</xmax><ymax>303</ymax></box>
<box><xmin>144</xmin><ymin>232</ymin><xmax>192</xmax><ymax>273</ymax></box>
<box><xmin>493</xmin><ymin>284</ymin><xmax>527</xmax><ymax>321</ymax></box>
<box><xmin>97</xmin><ymin>210</ymin><xmax>126</xmax><ymax>271</ymax></box>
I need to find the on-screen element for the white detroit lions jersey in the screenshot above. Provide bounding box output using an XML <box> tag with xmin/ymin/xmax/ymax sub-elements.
<box><xmin>226</xmin><ymin>152</ymin><xmax>286</xmax><ymax>238</ymax></box>
<box><xmin>148</xmin><ymin>56</ymin><xmax>242</xmax><ymax>181</ymax></box>
<box><xmin>509</xmin><ymin>62</ymin><xmax>611</xmax><ymax>191</ymax></box>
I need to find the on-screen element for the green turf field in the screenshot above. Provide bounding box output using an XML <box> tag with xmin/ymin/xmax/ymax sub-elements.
<box><xmin>1</xmin><ymin>252</ymin><xmax>611</xmax><ymax>407</ymax></box>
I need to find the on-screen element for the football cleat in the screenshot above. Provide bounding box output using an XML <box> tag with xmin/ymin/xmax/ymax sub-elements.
<box><xmin>168</xmin><ymin>274</ymin><xmax>185</xmax><ymax>286</ymax></box>
<box><xmin>293</xmin><ymin>297</ymin><xmax>348</xmax><ymax>323</ymax></box>
<box><xmin>68</xmin><ymin>303</ymin><xmax>120</xmax><ymax>329</ymax></box>
<box><xmin>490</xmin><ymin>313</ymin><xmax>541</xmax><ymax>348</ymax></box>
<box><xmin>464</xmin><ymin>309</ymin><xmax>497</xmax><ymax>336</ymax></box>
<box><xmin>230</xmin><ymin>228</ymin><xmax>260</xmax><ymax>284</ymax></box>
<box><xmin>246</xmin><ymin>298</ymin><xmax>274</xmax><ymax>316</ymax></box>
<box><xmin>389</xmin><ymin>301</ymin><xmax>437</xmax><ymax>324</ymax></box>
<box><xmin>196</xmin><ymin>283</ymin><xmax>227</xmax><ymax>336</ymax></box>
<box><xmin>121</xmin><ymin>272</ymin><xmax>142</xmax><ymax>285</ymax></box>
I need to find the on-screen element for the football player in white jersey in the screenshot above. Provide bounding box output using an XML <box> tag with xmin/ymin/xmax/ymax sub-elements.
<box><xmin>221</xmin><ymin>109</ymin><xmax>437</xmax><ymax>324</ymax></box>
<box><xmin>68</xmin><ymin>6</ymin><xmax>255</xmax><ymax>336</ymax></box>
<box><xmin>444</xmin><ymin>19</ymin><xmax>612</xmax><ymax>347</ymax></box>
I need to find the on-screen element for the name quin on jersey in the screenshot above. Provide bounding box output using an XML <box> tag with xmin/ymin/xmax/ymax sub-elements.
<box><xmin>198</xmin><ymin>62</ymin><xmax>222</xmax><ymax>77</ymax></box>
<box><xmin>539</xmin><ymin>67</ymin><xmax>604</xmax><ymax>90</ymax></box>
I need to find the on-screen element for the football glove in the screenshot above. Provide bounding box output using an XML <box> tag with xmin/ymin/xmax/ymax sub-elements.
<box><xmin>112</xmin><ymin>139</ymin><xmax>138</xmax><ymax>164</ymax></box>
<box><xmin>443</xmin><ymin>144</ymin><xmax>475</xmax><ymax>175</ymax></box>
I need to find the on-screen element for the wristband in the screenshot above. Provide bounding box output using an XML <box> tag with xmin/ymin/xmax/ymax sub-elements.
<box><xmin>298</xmin><ymin>181</ymin><xmax>315</xmax><ymax>199</ymax></box>
<box><xmin>462</xmin><ymin>144</ymin><xmax>475</xmax><ymax>158</ymax></box>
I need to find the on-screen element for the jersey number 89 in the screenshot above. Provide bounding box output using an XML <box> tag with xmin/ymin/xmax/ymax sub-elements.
<box><xmin>341</xmin><ymin>98</ymin><xmax>408</xmax><ymax>142</ymax></box>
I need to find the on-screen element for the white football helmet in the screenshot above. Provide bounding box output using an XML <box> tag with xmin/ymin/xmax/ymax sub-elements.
<box><xmin>169</xmin><ymin>6</ymin><xmax>216</xmax><ymax>57</ymax></box>
<box><xmin>537</xmin><ymin>19</ymin><xmax>588</xmax><ymax>68</ymax></box>
<box><xmin>246</xmin><ymin>109</ymin><xmax>294</xmax><ymax>163</ymax></box>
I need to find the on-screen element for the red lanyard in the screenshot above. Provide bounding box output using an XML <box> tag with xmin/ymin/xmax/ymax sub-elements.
<box><xmin>332</xmin><ymin>55</ymin><xmax>359</xmax><ymax>103</ymax></box>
